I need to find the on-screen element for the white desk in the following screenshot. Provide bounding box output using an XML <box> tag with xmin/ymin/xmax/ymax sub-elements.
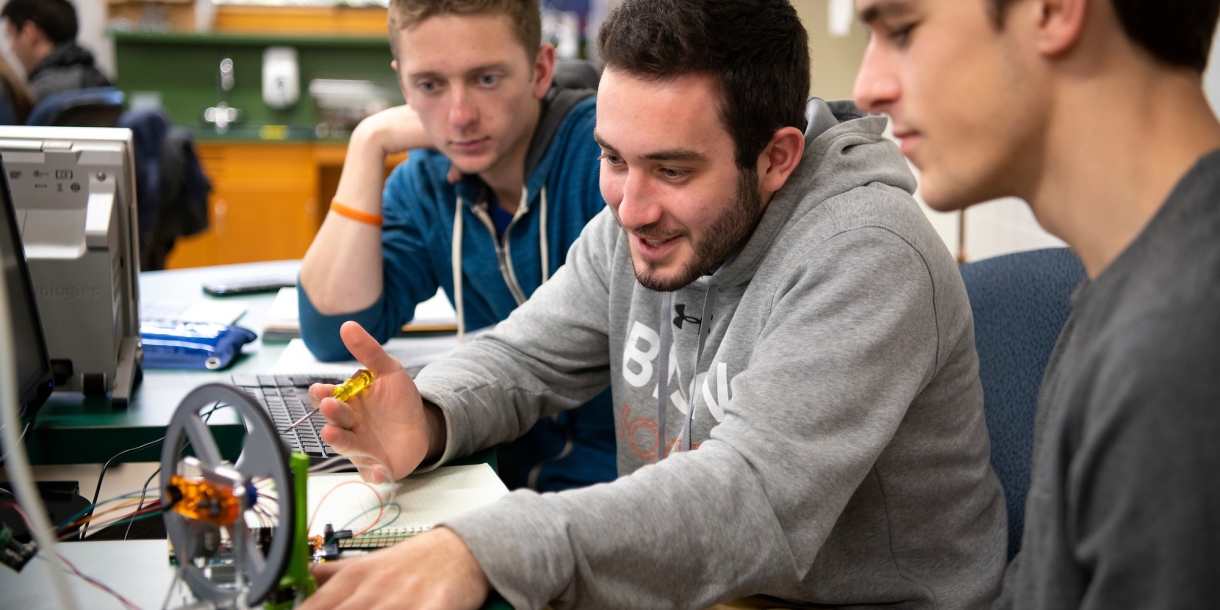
<box><xmin>0</xmin><ymin>539</ymin><xmax>176</xmax><ymax>609</ymax></box>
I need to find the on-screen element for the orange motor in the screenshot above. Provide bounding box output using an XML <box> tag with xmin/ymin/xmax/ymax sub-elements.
<box><xmin>164</xmin><ymin>475</ymin><xmax>241</xmax><ymax>526</ymax></box>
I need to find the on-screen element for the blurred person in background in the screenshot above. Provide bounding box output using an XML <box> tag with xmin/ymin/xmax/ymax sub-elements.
<box><xmin>1</xmin><ymin>0</ymin><xmax>110</xmax><ymax>101</ymax></box>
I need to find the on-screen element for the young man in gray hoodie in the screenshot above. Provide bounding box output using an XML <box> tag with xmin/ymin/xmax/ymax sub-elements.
<box><xmin>299</xmin><ymin>1</ymin><xmax>1007</xmax><ymax>608</ymax></box>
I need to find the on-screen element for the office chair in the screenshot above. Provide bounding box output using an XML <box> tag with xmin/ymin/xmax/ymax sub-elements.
<box><xmin>25</xmin><ymin>86</ymin><xmax>125</xmax><ymax>127</ymax></box>
<box><xmin>118</xmin><ymin>108</ymin><xmax>212</xmax><ymax>271</ymax></box>
<box><xmin>960</xmin><ymin>247</ymin><xmax>1086</xmax><ymax>559</ymax></box>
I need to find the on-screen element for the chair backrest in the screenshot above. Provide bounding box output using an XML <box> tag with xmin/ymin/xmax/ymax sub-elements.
<box><xmin>26</xmin><ymin>86</ymin><xmax>125</xmax><ymax>127</ymax></box>
<box><xmin>960</xmin><ymin>247</ymin><xmax>1086</xmax><ymax>559</ymax></box>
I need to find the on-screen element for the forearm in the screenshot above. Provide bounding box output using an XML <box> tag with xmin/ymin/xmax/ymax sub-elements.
<box><xmin>300</xmin><ymin>127</ymin><xmax>388</xmax><ymax>314</ymax></box>
<box><xmin>445</xmin><ymin>443</ymin><xmax>801</xmax><ymax>609</ymax></box>
<box><xmin>300</xmin><ymin>106</ymin><xmax>432</xmax><ymax>315</ymax></box>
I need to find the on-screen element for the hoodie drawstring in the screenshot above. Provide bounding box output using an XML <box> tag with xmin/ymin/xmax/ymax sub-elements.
<box><xmin>656</xmin><ymin>280</ymin><xmax>721</xmax><ymax>457</ymax></box>
<box><xmin>539</xmin><ymin>186</ymin><xmax>550</xmax><ymax>283</ymax></box>
<box><xmin>452</xmin><ymin>196</ymin><xmax>466</xmax><ymax>343</ymax></box>
<box><xmin>450</xmin><ymin>185</ymin><xmax>550</xmax><ymax>345</ymax></box>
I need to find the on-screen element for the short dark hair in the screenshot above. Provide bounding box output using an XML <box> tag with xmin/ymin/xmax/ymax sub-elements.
<box><xmin>987</xmin><ymin>0</ymin><xmax>1220</xmax><ymax>73</ymax></box>
<box><xmin>598</xmin><ymin>0</ymin><xmax>810</xmax><ymax>170</ymax></box>
<box><xmin>387</xmin><ymin>0</ymin><xmax>540</xmax><ymax>60</ymax></box>
<box><xmin>1</xmin><ymin>0</ymin><xmax>78</xmax><ymax>45</ymax></box>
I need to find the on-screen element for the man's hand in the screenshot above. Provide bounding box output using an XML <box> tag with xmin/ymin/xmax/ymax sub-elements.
<box><xmin>353</xmin><ymin>105</ymin><xmax>463</xmax><ymax>184</ymax></box>
<box><xmin>352</xmin><ymin>105</ymin><xmax>433</xmax><ymax>156</ymax></box>
<box><xmin>308</xmin><ymin>321</ymin><xmax>446</xmax><ymax>482</ymax></box>
<box><xmin>299</xmin><ymin>527</ymin><xmax>491</xmax><ymax>610</ymax></box>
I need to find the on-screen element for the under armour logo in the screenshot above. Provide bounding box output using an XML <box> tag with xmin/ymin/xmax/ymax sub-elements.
<box><xmin>673</xmin><ymin>304</ymin><xmax>701</xmax><ymax>329</ymax></box>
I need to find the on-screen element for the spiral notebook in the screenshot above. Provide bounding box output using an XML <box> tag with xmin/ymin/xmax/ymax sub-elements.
<box><xmin>305</xmin><ymin>464</ymin><xmax>509</xmax><ymax>539</ymax></box>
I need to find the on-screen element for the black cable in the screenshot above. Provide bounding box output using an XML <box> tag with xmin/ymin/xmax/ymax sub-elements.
<box><xmin>123</xmin><ymin>466</ymin><xmax>161</xmax><ymax>541</ymax></box>
<box><xmin>80</xmin><ymin>436</ymin><xmax>164</xmax><ymax>540</ymax></box>
<box><xmin>122</xmin><ymin>402</ymin><xmax>228</xmax><ymax>540</ymax></box>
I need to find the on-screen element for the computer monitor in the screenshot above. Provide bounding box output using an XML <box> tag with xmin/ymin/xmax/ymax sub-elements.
<box><xmin>0</xmin><ymin>126</ymin><xmax>141</xmax><ymax>407</ymax></box>
<box><xmin>0</xmin><ymin>153</ymin><xmax>53</xmax><ymax>419</ymax></box>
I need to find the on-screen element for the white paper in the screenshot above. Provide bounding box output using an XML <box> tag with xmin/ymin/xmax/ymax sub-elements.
<box><xmin>411</xmin><ymin>290</ymin><xmax>459</xmax><ymax>327</ymax></box>
<box><xmin>305</xmin><ymin>464</ymin><xmax>508</xmax><ymax>537</ymax></box>
<box><xmin>262</xmin><ymin>287</ymin><xmax>300</xmax><ymax>331</ymax></box>
<box><xmin>260</xmin><ymin>287</ymin><xmax>457</xmax><ymax>332</ymax></box>
<box><xmin>266</xmin><ymin>334</ymin><xmax>470</xmax><ymax>376</ymax></box>
<box><xmin>141</xmin><ymin>299</ymin><xmax>248</xmax><ymax>325</ymax></box>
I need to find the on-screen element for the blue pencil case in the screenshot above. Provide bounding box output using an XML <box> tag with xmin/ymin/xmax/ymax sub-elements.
<box><xmin>140</xmin><ymin>321</ymin><xmax>257</xmax><ymax>370</ymax></box>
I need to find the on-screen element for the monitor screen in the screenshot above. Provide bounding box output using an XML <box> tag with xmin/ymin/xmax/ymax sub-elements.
<box><xmin>0</xmin><ymin>153</ymin><xmax>53</xmax><ymax>418</ymax></box>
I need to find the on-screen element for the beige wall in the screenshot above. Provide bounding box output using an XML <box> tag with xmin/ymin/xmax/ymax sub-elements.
<box><xmin>792</xmin><ymin>0</ymin><xmax>869</xmax><ymax>101</ymax></box>
<box><xmin>787</xmin><ymin>1</ymin><xmax>1064</xmax><ymax>261</ymax></box>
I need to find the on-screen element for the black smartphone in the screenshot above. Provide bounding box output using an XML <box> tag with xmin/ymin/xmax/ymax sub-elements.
<box><xmin>202</xmin><ymin>278</ymin><xmax>296</xmax><ymax>296</ymax></box>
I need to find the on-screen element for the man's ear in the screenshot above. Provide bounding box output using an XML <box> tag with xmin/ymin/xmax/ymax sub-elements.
<box><xmin>19</xmin><ymin>20</ymin><xmax>42</xmax><ymax>44</ymax></box>
<box><xmin>532</xmin><ymin>44</ymin><xmax>556</xmax><ymax>100</ymax></box>
<box><xmin>757</xmin><ymin>127</ymin><xmax>806</xmax><ymax>196</ymax></box>
<box><xmin>1030</xmin><ymin>0</ymin><xmax>1088</xmax><ymax>57</ymax></box>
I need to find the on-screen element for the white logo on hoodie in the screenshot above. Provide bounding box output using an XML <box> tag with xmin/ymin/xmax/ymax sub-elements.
<box><xmin>623</xmin><ymin>320</ymin><xmax>734</xmax><ymax>421</ymax></box>
<box><xmin>623</xmin><ymin>321</ymin><xmax>660</xmax><ymax>388</ymax></box>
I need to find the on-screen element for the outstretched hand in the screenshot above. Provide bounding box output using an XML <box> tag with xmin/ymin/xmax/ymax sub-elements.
<box><xmin>308</xmin><ymin>321</ymin><xmax>445</xmax><ymax>483</ymax></box>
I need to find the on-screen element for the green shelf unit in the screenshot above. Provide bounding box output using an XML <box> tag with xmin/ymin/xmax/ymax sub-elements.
<box><xmin>113</xmin><ymin>31</ymin><xmax>403</xmax><ymax>135</ymax></box>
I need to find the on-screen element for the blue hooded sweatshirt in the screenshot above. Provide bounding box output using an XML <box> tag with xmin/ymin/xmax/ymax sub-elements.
<box><xmin>298</xmin><ymin>89</ymin><xmax>616</xmax><ymax>492</ymax></box>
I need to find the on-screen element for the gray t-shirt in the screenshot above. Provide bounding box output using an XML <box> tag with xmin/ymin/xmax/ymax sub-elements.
<box><xmin>995</xmin><ymin>149</ymin><xmax>1220</xmax><ymax>609</ymax></box>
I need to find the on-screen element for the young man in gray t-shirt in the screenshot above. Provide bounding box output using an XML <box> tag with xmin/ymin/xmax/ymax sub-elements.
<box><xmin>854</xmin><ymin>0</ymin><xmax>1220</xmax><ymax>607</ymax></box>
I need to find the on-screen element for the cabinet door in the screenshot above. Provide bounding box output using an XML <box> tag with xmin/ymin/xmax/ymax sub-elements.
<box><xmin>166</xmin><ymin>143</ymin><xmax>318</xmax><ymax>268</ymax></box>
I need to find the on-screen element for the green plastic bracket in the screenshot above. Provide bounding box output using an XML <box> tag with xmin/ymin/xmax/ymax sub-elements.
<box><xmin>267</xmin><ymin>452</ymin><xmax>317</xmax><ymax>608</ymax></box>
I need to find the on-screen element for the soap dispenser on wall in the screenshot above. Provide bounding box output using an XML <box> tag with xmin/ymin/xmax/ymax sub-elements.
<box><xmin>262</xmin><ymin>46</ymin><xmax>300</xmax><ymax>110</ymax></box>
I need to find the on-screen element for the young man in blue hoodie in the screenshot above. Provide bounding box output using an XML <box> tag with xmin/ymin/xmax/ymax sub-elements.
<box><xmin>297</xmin><ymin>0</ymin><xmax>615</xmax><ymax>493</ymax></box>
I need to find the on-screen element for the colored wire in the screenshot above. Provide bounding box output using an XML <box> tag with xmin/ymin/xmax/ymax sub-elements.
<box><xmin>114</xmin><ymin>402</ymin><xmax>228</xmax><ymax>541</ymax></box>
<box><xmin>323</xmin><ymin>501</ymin><xmax>403</xmax><ymax>547</ymax></box>
<box><xmin>362</xmin><ymin>503</ymin><xmax>403</xmax><ymax>536</ymax></box>
<box><xmin>124</xmin><ymin>466</ymin><xmax>162</xmax><ymax>540</ymax></box>
<box><xmin>1</xmin><ymin>500</ymin><xmax>33</xmax><ymax>530</ymax></box>
<box><xmin>55</xmin><ymin>489</ymin><xmax>156</xmax><ymax>535</ymax></box>
<box><xmin>63</xmin><ymin>498</ymin><xmax>149</xmax><ymax>532</ymax></box>
<box><xmin>60</xmin><ymin>505</ymin><xmax>163</xmax><ymax>541</ymax></box>
<box><xmin>81</xmin><ymin>437</ymin><xmax>165</xmax><ymax>539</ymax></box>
<box><xmin>54</xmin><ymin>552</ymin><xmax>144</xmax><ymax>610</ymax></box>
<box><xmin>4</xmin><ymin>502</ymin><xmax>140</xmax><ymax>610</ymax></box>
<box><xmin>306</xmin><ymin>479</ymin><xmax>384</xmax><ymax>535</ymax></box>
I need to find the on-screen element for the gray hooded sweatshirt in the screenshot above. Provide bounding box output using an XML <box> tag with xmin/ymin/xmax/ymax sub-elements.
<box><xmin>416</xmin><ymin>99</ymin><xmax>1007</xmax><ymax>609</ymax></box>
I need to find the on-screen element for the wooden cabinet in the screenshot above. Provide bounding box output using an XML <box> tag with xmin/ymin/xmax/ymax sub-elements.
<box><xmin>164</xmin><ymin>142</ymin><xmax>404</xmax><ymax>269</ymax></box>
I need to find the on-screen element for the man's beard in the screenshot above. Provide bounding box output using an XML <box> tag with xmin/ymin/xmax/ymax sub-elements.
<box><xmin>621</xmin><ymin>168</ymin><xmax>764</xmax><ymax>292</ymax></box>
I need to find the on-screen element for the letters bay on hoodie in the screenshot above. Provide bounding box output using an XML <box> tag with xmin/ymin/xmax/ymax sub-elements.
<box><xmin>415</xmin><ymin>99</ymin><xmax>1007</xmax><ymax>609</ymax></box>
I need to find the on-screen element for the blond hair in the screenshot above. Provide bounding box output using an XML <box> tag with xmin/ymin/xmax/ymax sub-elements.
<box><xmin>388</xmin><ymin>0</ymin><xmax>541</xmax><ymax>58</ymax></box>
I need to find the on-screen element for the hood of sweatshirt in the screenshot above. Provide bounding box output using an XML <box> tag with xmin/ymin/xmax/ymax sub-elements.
<box><xmin>29</xmin><ymin>43</ymin><xmax>98</xmax><ymax>80</ymax></box>
<box><xmin>708</xmin><ymin>97</ymin><xmax>917</xmax><ymax>290</ymax></box>
<box><xmin>419</xmin><ymin>98</ymin><xmax>1003</xmax><ymax>609</ymax></box>
<box><xmin>645</xmin><ymin>97</ymin><xmax>920</xmax><ymax>451</ymax></box>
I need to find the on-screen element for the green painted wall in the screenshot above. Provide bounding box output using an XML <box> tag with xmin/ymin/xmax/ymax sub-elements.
<box><xmin>113</xmin><ymin>32</ymin><xmax>404</xmax><ymax>139</ymax></box>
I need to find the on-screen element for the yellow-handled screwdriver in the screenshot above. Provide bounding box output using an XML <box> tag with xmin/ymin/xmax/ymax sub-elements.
<box><xmin>285</xmin><ymin>369</ymin><xmax>376</xmax><ymax>431</ymax></box>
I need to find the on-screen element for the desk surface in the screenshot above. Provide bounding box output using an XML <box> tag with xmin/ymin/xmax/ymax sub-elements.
<box><xmin>28</xmin><ymin>261</ymin><xmax>302</xmax><ymax>465</ymax></box>
<box><xmin>0</xmin><ymin>539</ymin><xmax>511</xmax><ymax>610</ymax></box>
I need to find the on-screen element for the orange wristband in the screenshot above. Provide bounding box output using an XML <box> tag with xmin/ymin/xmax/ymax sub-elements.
<box><xmin>330</xmin><ymin>200</ymin><xmax>383</xmax><ymax>227</ymax></box>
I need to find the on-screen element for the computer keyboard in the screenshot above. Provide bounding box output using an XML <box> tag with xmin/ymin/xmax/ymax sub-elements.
<box><xmin>230</xmin><ymin>374</ymin><xmax>347</xmax><ymax>463</ymax></box>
